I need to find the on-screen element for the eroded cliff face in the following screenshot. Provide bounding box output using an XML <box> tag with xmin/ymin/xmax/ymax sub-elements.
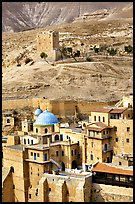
<box><xmin>2</xmin><ymin>2</ymin><xmax>130</xmax><ymax>32</ymax></box>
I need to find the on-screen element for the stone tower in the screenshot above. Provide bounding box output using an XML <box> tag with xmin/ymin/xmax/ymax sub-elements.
<box><xmin>37</xmin><ymin>30</ymin><xmax>61</xmax><ymax>61</ymax></box>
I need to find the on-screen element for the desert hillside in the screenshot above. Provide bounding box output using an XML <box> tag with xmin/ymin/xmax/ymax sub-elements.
<box><xmin>2</xmin><ymin>2</ymin><xmax>133</xmax><ymax>102</ymax></box>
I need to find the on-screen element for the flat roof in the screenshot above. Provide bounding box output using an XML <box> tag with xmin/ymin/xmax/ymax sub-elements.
<box><xmin>26</xmin><ymin>141</ymin><xmax>78</xmax><ymax>150</ymax></box>
<box><xmin>92</xmin><ymin>162</ymin><xmax>133</xmax><ymax>176</ymax></box>
<box><xmin>5</xmin><ymin>145</ymin><xmax>24</xmax><ymax>151</ymax></box>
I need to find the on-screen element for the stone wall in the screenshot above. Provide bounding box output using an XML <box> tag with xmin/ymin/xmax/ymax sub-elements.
<box><xmin>91</xmin><ymin>183</ymin><xmax>133</xmax><ymax>202</ymax></box>
<box><xmin>2</xmin><ymin>98</ymin><xmax>117</xmax><ymax>118</ymax></box>
<box><xmin>29</xmin><ymin>173</ymin><xmax>92</xmax><ymax>202</ymax></box>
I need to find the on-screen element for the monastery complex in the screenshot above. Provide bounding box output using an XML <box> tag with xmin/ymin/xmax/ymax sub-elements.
<box><xmin>2</xmin><ymin>95</ymin><xmax>133</xmax><ymax>202</ymax></box>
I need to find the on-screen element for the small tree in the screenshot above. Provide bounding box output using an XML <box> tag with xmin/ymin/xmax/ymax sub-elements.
<box><xmin>124</xmin><ymin>45</ymin><xmax>133</xmax><ymax>53</ymax></box>
<box><xmin>40</xmin><ymin>52</ymin><xmax>49</xmax><ymax>63</ymax></box>
<box><xmin>93</xmin><ymin>46</ymin><xmax>99</xmax><ymax>54</ymax></box>
<box><xmin>107</xmin><ymin>47</ymin><xmax>117</xmax><ymax>56</ymax></box>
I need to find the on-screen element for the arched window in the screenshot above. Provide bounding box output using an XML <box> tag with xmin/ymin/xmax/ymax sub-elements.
<box><xmin>103</xmin><ymin>117</ymin><xmax>105</xmax><ymax>122</ymax></box>
<box><xmin>36</xmin><ymin>128</ymin><xmax>38</xmax><ymax>133</ymax></box>
<box><xmin>45</xmin><ymin>128</ymin><xmax>48</xmax><ymax>133</ymax></box>
<box><xmin>99</xmin><ymin>116</ymin><xmax>101</xmax><ymax>122</ymax></box>
<box><xmin>31</xmin><ymin>140</ymin><xmax>33</xmax><ymax>145</ymax></box>
<box><xmin>24</xmin><ymin>138</ymin><xmax>26</xmax><ymax>144</ymax></box>
<box><xmin>7</xmin><ymin>118</ymin><xmax>10</xmax><ymax>123</ymax></box>
<box><xmin>55</xmin><ymin>135</ymin><xmax>59</xmax><ymax>141</ymax></box>
<box><xmin>28</xmin><ymin>139</ymin><xmax>30</xmax><ymax>144</ymax></box>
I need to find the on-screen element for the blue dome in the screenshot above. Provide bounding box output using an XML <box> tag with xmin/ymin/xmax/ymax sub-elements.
<box><xmin>34</xmin><ymin>107</ymin><xmax>43</xmax><ymax>116</ymax></box>
<box><xmin>34</xmin><ymin>110</ymin><xmax>59</xmax><ymax>126</ymax></box>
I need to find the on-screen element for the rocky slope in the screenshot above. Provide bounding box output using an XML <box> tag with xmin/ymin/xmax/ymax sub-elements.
<box><xmin>2</xmin><ymin>2</ymin><xmax>133</xmax><ymax>102</ymax></box>
<box><xmin>2</xmin><ymin>2</ymin><xmax>131</xmax><ymax>32</ymax></box>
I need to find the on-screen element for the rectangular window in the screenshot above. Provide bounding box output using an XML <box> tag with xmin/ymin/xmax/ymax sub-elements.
<box><xmin>67</xmin><ymin>136</ymin><xmax>69</xmax><ymax>139</ymax></box>
<box><xmin>71</xmin><ymin>150</ymin><xmax>73</xmax><ymax>156</ymax></box>
<box><xmin>94</xmin><ymin>116</ymin><xmax>96</xmax><ymax>121</ymax></box>
<box><xmin>91</xmin><ymin>142</ymin><xmax>94</xmax><ymax>148</ymax></box>
<box><xmin>34</xmin><ymin>153</ymin><xmax>36</xmax><ymax>160</ymax></box>
<box><xmin>44</xmin><ymin>153</ymin><xmax>47</xmax><ymax>161</ymax></box>
<box><xmin>29</xmin><ymin>194</ymin><xmax>31</xmax><ymax>199</ymax></box>
<box><xmin>103</xmin><ymin>117</ymin><xmax>105</xmax><ymax>122</ymax></box>
<box><xmin>31</xmin><ymin>152</ymin><xmax>33</xmax><ymax>156</ymax></box>
<box><xmin>31</xmin><ymin>140</ymin><xmax>33</xmax><ymax>145</ymax></box>
<box><xmin>93</xmin><ymin>131</ymin><xmax>95</xmax><ymax>137</ymax></box>
<box><xmin>127</xmin><ymin>127</ymin><xmax>130</xmax><ymax>132</ymax></box>
<box><xmin>114</xmin><ymin>126</ymin><xmax>117</xmax><ymax>131</ymax></box>
<box><xmin>56</xmin><ymin>151</ymin><xmax>59</xmax><ymax>156</ymax></box>
<box><xmin>99</xmin><ymin>116</ymin><xmax>101</xmax><ymax>122</ymax></box>
<box><xmin>37</xmin><ymin>153</ymin><xmax>40</xmax><ymax>157</ymax></box>
<box><xmin>90</xmin><ymin>154</ymin><xmax>93</xmax><ymax>160</ymax></box>
<box><xmin>60</xmin><ymin>134</ymin><xmax>63</xmax><ymax>141</ymax></box>
<box><xmin>74</xmin><ymin>149</ymin><xmax>76</xmax><ymax>155</ymax></box>
<box><xmin>116</xmin><ymin>137</ymin><xmax>118</xmax><ymax>142</ymax></box>
<box><xmin>36</xmin><ymin>128</ymin><xmax>38</xmax><ymax>133</ymax></box>
<box><xmin>62</xmin><ymin>150</ymin><xmax>64</xmax><ymax>156</ymax></box>
<box><xmin>119</xmin><ymin>161</ymin><xmax>122</xmax><ymax>165</ymax></box>
<box><xmin>126</xmin><ymin>138</ymin><xmax>129</xmax><ymax>143</ymax></box>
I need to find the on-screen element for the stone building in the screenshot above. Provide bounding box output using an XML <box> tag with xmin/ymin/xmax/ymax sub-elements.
<box><xmin>37</xmin><ymin>30</ymin><xmax>61</xmax><ymax>61</ymax></box>
<box><xmin>2</xmin><ymin>108</ymin><xmax>85</xmax><ymax>202</ymax></box>
<box><xmin>2</xmin><ymin>96</ymin><xmax>133</xmax><ymax>202</ymax></box>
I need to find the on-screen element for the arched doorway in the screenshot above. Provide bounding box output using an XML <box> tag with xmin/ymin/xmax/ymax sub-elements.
<box><xmin>61</xmin><ymin>162</ymin><xmax>65</xmax><ymax>171</ymax></box>
<box><xmin>71</xmin><ymin>160</ymin><xmax>77</xmax><ymax>169</ymax></box>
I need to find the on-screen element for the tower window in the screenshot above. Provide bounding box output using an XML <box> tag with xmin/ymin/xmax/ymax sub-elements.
<box><xmin>116</xmin><ymin>138</ymin><xmax>118</xmax><ymax>142</ymax></box>
<box><xmin>24</xmin><ymin>139</ymin><xmax>26</xmax><ymax>144</ymax></box>
<box><xmin>91</xmin><ymin>142</ymin><xmax>94</xmax><ymax>147</ymax></box>
<box><xmin>126</xmin><ymin>138</ymin><xmax>129</xmax><ymax>143</ymax></box>
<box><xmin>45</xmin><ymin>128</ymin><xmax>48</xmax><ymax>133</ymax></box>
<box><xmin>56</xmin><ymin>151</ymin><xmax>59</xmax><ymax>156</ymax></box>
<box><xmin>90</xmin><ymin>154</ymin><xmax>93</xmax><ymax>160</ymax></box>
<box><xmin>71</xmin><ymin>150</ymin><xmax>73</xmax><ymax>156</ymax></box>
<box><xmin>62</xmin><ymin>150</ymin><xmax>64</xmax><ymax>156</ymax></box>
<box><xmin>127</xmin><ymin>127</ymin><xmax>130</xmax><ymax>132</ymax></box>
<box><xmin>7</xmin><ymin>119</ymin><xmax>10</xmax><ymax>123</ymax></box>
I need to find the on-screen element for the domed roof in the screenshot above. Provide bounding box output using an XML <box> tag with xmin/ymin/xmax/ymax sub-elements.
<box><xmin>34</xmin><ymin>109</ymin><xmax>59</xmax><ymax>126</ymax></box>
<box><xmin>34</xmin><ymin>107</ymin><xmax>43</xmax><ymax>116</ymax></box>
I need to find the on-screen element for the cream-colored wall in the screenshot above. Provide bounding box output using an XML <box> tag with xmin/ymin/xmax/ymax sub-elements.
<box><xmin>3</xmin><ymin>147</ymin><xmax>29</xmax><ymax>202</ymax></box>
<box><xmin>2</xmin><ymin>171</ymin><xmax>15</xmax><ymax>202</ymax></box>
<box><xmin>60</xmin><ymin>128</ymin><xmax>83</xmax><ymax>166</ymax></box>
<box><xmin>90</xmin><ymin>112</ymin><xmax>109</xmax><ymax>125</ymax></box>
<box><xmin>28</xmin><ymin>173</ymin><xmax>92</xmax><ymax>202</ymax></box>
<box><xmin>110</xmin><ymin>119</ymin><xmax>133</xmax><ymax>155</ymax></box>
<box><xmin>6</xmin><ymin>135</ymin><xmax>20</xmax><ymax>146</ymax></box>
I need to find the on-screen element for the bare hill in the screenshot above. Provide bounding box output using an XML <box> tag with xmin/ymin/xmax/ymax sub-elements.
<box><xmin>2</xmin><ymin>2</ymin><xmax>131</xmax><ymax>32</ymax></box>
<box><xmin>2</xmin><ymin>3</ymin><xmax>133</xmax><ymax>102</ymax></box>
